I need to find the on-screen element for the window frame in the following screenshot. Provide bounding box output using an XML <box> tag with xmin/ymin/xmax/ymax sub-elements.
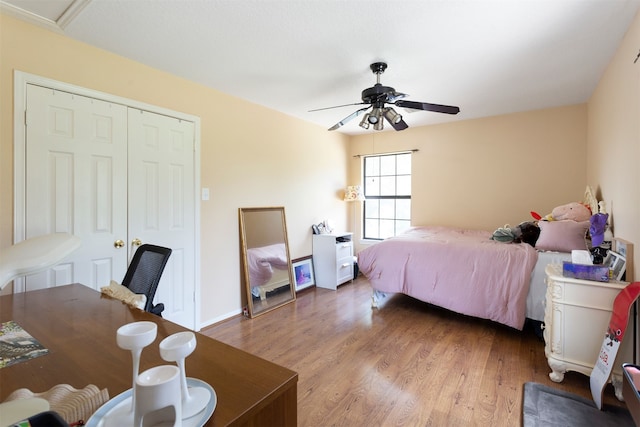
<box><xmin>362</xmin><ymin>151</ymin><xmax>412</xmax><ymax>240</ymax></box>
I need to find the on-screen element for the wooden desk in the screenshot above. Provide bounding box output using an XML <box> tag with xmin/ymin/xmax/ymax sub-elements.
<box><xmin>0</xmin><ymin>284</ymin><xmax>297</xmax><ymax>426</ymax></box>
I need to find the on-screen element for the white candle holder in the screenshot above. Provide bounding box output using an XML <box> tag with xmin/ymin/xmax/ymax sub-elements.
<box><xmin>116</xmin><ymin>321</ymin><xmax>158</xmax><ymax>413</ymax></box>
<box><xmin>159</xmin><ymin>331</ymin><xmax>211</xmax><ymax>418</ymax></box>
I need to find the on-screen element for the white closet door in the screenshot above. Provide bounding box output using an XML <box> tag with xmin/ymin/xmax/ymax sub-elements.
<box><xmin>25</xmin><ymin>85</ymin><xmax>129</xmax><ymax>290</ymax></box>
<box><xmin>127</xmin><ymin>109</ymin><xmax>196</xmax><ymax>328</ymax></box>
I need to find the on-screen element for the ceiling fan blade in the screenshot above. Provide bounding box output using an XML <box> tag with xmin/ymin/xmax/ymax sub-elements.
<box><xmin>387</xmin><ymin>91</ymin><xmax>408</xmax><ymax>103</ymax></box>
<box><xmin>394</xmin><ymin>100</ymin><xmax>460</xmax><ymax>115</ymax></box>
<box><xmin>386</xmin><ymin>116</ymin><xmax>408</xmax><ymax>131</ymax></box>
<box><xmin>328</xmin><ymin>107</ymin><xmax>370</xmax><ymax>131</ymax></box>
<box><xmin>309</xmin><ymin>102</ymin><xmax>367</xmax><ymax>112</ymax></box>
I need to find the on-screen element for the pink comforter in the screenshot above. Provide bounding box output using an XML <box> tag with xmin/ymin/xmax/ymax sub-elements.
<box><xmin>357</xmin><ymin>226</ymin><xmax>538</xmax><ymax>329</ymax></box>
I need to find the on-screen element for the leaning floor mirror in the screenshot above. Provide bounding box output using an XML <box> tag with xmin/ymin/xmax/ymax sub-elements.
<box><xmin>239</xmin><ymin>207</ymin><xmax>296</xmax><ymax>318</ymax></box>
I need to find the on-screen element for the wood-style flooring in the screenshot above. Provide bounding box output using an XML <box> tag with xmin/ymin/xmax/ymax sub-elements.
<box><xmin>202</xmin><ymin>276</ymin><xmax>626</xmax><ymax>426</ymax></box>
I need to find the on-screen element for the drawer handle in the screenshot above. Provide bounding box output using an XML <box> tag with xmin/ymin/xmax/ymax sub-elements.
<box><xmin>341</xmin><ymin>263</ymin><xmax>351</xmax><ymax>268</ymax></box>
<box><xmin>340</xmin><ymin>243</ymin><xmax>351</xmax><ymax>248</ymax></box>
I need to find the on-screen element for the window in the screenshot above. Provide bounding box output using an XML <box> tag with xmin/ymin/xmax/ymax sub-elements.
<box><xmin>362</xmin><ymin>152</ymin><xmax>411</xmax><ymax>240</ymax></box>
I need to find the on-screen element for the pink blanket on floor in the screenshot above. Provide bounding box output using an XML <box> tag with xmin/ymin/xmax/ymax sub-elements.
<box><xmin>357</xmin><ymin>226</ymin><xmax>538</xmax><ymax>329</ymax></box>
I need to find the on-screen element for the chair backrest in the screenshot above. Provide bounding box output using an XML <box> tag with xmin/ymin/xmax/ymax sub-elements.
<box><xmin>122</xmin><ymin>244</ymin><xmax>172</xmax><ymax>313</ymax></box>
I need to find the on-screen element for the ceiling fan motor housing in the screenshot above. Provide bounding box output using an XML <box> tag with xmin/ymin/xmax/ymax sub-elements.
<box><xmin>361</xmin><ymin>84</ymin><xmax>395</xmax><ymax>106</ymax></box>
<box><xmin>370</xmin><ymin>62</ymin><xmax>388</xmax><ymax>74</ymax></box>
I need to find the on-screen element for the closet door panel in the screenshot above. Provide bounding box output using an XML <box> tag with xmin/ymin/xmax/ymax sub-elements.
<box><xmin>25</xmin><ymin>85</ymin><xmax>128</xmax><ymax>291</ymax></box>
<box><xmin>128</xmin><ymin>109</ymin><xmax>196</xmax><ymax>328</ymax></box>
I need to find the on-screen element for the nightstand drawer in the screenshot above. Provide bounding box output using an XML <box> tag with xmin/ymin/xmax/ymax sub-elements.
<box><xmin>548</xmin><ymin>280</ymin><xmax>626</xmax><ymax>310</ymax></box>
<box><xmin>336</xmin><ymin>242</ymin><xmax>353</xmax><ymax>259</ymax></box>
<box><xmin>336</xmin><ymin>256</ymin><xmax>354</xmax><ymax>282</ymax></box>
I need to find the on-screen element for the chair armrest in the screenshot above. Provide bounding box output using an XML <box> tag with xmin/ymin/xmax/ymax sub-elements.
<box><xmin>150</xmin><ymin>303</ymin><xmax>165</xmax><ymax>317</ymax></box>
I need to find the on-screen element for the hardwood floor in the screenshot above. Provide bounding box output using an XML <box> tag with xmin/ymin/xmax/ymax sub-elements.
<box><xmin>202</xmin><ymin>276</ymin><xmax>625</xmax><ymax>426</ymax></box>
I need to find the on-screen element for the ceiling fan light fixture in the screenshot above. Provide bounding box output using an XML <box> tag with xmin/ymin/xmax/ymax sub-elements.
<box><xmin>384</xmin><ymin>107</ymin><xmax>402</xmax><ymax>124</ymax></box>
<box><xmin>368</xmin><ymin>108</ymin><xmax>381</xmax><ymax>124</ymax></box>
<box><xmin>359</xmin><ymin>114</ymin><xmax>370</xmax><ymax>129</ymax></box>
<box><xmin>374</xmin><ymin>120</ymin><xmax>384</xmax><ymax>131</ymax></box>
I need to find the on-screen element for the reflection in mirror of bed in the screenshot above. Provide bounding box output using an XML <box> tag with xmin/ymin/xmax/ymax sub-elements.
<box><xmin>239</xmin><ymin>207</ymin><xmax>295</xmax><ymax>318</ymax></box>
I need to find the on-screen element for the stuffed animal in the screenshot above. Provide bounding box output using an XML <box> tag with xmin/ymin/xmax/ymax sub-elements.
<box><xmin>589</xmin><ymin>213</ymin><xmax>609</xmax><ymax>247</ymax></box>
<box><xmin>519</xmin><ymin>222</ymin><xmax>541</xmax><ymax>246</ymax></box>
<box><xmin>532</xmin><ymin>202</ymin><xmax>592</xmax><ymax>222</ymax></box>
<box><xmin>550</xmin><ymin>202</ymin><xmax>591</xmax><ymax>222</ymax></box>
<box><xmin>491</xmin><ymin>221</ymin><xmax>540</xmax><ymax>246</ymax></box>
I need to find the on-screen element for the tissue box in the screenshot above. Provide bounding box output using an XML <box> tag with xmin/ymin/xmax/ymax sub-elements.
<box><xmin>562</xmin><ymin>261</ymin><xmax>609</xmax><ymax>282</ymax></box>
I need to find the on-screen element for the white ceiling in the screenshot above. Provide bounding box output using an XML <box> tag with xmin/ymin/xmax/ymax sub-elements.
<box><xmin>2</xmin><ymin>0</ymin><xmax>639</xmax><ymax>135</ymax></box>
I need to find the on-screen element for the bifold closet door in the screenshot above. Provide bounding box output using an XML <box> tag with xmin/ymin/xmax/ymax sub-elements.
<box><xmin>25</xmin><ymin>85</ymin><xmax>129</xmax><ymax>291</ymax></box>
<box><xmin>23</xmin><ymin>85</ymin><xmax>197</xmax><ymax>329</ymax></box>
<box><xmin>127</xmin><ymin>109</ymin><xmax>196</xmax><ymax>328</ymax></box>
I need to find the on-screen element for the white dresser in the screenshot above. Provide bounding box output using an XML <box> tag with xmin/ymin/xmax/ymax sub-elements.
<box><xmin>312</xmin><ymin>232</ymin><xmax>354</xmax><ymax>290</ymax></box>
<box><xmin>544</xmin><ymin>263</ymin><xmax>632</xmax><ymax>400</ymax></box>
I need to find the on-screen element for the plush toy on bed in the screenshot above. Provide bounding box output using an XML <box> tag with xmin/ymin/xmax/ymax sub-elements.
<box><xmin>550</xmin><ymin>202</ymin><xmax>592</xmax><ymax>221</ymax></box>
<box><xmin>589</xmin><ymin>212</ymin><xmax>609</xmax><ymax>247</ymax></box>
<box><xmin>531</xmin><ymin>201</ymin><xmax>592</xmax><ymax>222</ymax></box>
<box><xmin>491</xmin><ymin>221</ymin><xmax>540</xmax><ymax>246</ymax></box>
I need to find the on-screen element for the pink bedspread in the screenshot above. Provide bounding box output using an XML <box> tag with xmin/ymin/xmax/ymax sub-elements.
<box><xmin>357</xmin><ymin>226</ymin><xmax>538</xmax><ymax>329</ymax></box>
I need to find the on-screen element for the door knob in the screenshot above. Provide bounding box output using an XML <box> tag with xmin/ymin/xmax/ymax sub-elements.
<box><xmin>132</xmin><ymin>238</ymin><xmax>142</xmax><ymax>246</ymax></box>
<box><xmin>114</xmin><ymin>239</ymin><xmax>125</xmax><ymax>248</ymax></box>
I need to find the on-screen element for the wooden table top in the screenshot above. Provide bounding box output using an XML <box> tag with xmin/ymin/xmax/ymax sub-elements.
<box><xmin>0</xmin><ymin>284</ymin><xmax>298</xmax><ymax>426</ymax></box>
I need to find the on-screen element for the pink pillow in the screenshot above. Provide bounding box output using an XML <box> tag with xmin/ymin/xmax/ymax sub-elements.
<box><xmin>535</xmin><ymin>220</ymin><xmax>589</xmax><ymax>252</ymax></box>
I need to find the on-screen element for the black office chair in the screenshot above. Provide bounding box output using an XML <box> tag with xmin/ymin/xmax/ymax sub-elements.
<box><xmin>122</xmin><ymin>244</ymin><xmax>172</xmax><ymax>316</ymax></box>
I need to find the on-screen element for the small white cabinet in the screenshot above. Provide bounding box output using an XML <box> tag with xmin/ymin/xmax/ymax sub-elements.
<box><xmin>544</xmin><ymin>263</ymin><xmax>632</xmax><ymax>400</ymax></box>
<box><xmin>313</xmin><ymin>232</ymin><xmax>354</xmax><ymax>290</ymax></box>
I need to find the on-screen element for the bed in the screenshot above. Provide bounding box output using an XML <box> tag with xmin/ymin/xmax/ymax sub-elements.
<box><xmin>246</xmin><ymin>243</ymin><xmax>290</xmax><ymax>299</ymax></box>
<box><xmin>357</xmin><ymin>225</ymin><xmax>574</xmax><ymax>330</ymax></box>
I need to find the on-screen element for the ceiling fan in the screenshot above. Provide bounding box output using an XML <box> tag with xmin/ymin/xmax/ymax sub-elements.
<box><xmin>311</xmin><ymin>62</ymin><xmax>460</xmax><ymax>131</ymax></box>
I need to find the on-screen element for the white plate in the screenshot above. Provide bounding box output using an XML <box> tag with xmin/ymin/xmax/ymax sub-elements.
<box><xmin>86</xmin><ymin>378</ymin><xmax>216</xmax><ymax>427</ymax></box>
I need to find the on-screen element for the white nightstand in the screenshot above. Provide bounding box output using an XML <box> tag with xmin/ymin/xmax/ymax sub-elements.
<box><xmin>312</xmin><ymin>232</ymin><xmax>354</xmax><ymax>290</ymax></box>
<box><xmin>544</xmin><ymin>263</ymin><xmax>632</xmax><ymax>400</ymax></box>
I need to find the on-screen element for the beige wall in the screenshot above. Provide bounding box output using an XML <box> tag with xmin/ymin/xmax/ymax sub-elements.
<box><xmin>0</xmin><ymin>14</ymin><xmax>349</xmax><ymax>324</ymax></box>
<box><xmin>587</xmin><ymin>10</ymin><xmax>640</xmax><ymax>281</ymax></box>
<box><xmin>348</xmin><ymin>105</ymin><xmax>588</xmax><ymax>251</ymax></box>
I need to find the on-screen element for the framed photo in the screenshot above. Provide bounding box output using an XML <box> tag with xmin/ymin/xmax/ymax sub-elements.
<box><xmin>604</xmin><ymin>250</ymin><xmax>626</xmax><ymax>281</ymax></box>
<box><xmin>292</xmin><ymin>256</ymin><xmax>315</xmax><ymax>291</ymax></box>
<box><xmin>613</xmin><ymin>238</ymin><xmax>634</xmax><ymax>281</ymax></box>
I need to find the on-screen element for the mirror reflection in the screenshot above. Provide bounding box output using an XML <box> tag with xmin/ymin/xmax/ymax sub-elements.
<box><xmin>239</xmin><ymin>207</ymin><xmax>295</xmax><ymax>317</ymax></box>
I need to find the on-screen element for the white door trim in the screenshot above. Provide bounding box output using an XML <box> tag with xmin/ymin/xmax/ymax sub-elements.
<box><xmin>13</xmin><ymin>70</ymin><xmax>202</xmax><ymax>331</ymax></box>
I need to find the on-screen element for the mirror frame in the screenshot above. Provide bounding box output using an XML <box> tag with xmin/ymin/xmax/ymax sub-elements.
<box><xmin>239</xmin><ymin>206</ymin><xmax>296</xmax><ymax>318</ymax></box>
